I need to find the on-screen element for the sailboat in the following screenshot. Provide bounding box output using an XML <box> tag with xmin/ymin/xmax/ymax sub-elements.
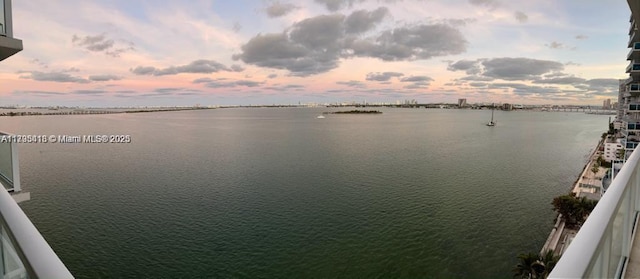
<box><xmin>486</xmin><ymin>104</ymin><xmax>496</xmax><ymax>126</ymax></box>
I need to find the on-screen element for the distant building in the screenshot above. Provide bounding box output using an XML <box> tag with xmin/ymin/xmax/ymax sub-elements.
<box><xmin>603</xmin><ymin>99</ymin><xmax>612</xmax><ymax>110</ymax></box>
<box><xmin>502</xmin><ymin>103</ymin><xmax>513</xmax><ymax>111</ymax></box>
<box><xmin>457</xmin><ymin>98</ymin><xmax>467</xmax><ymax>108</ymax></box>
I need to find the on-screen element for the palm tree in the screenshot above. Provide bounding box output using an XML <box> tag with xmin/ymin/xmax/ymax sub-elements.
<box><xmin>513</xmin><ymin>252</ymin><xmax>544</xmax><ymax>278</ymax></box>
<box><xmin>513</xmin><ymin>250</ymin><xmax>560</xmax><ymax>279</ymax></box>
<box><xmin>539</xmin><ymin>250</ymin><xmax>560</xmax><ymax>278</ymax></box>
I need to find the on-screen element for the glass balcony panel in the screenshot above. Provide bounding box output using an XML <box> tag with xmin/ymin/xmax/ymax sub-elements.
<box><xmin>633</xmin><ymin>64</ymin><xmax>640</xmax><ymax>71</ymax></box>
<box><xmin>0</xmin><ymin>141</ymin><xmax>13</xmax><ymax>188</ymax></box>
<box><xmin>609</xmin><ymin>193</ymin><xmax>628</xmax><ymax>276</ymax></box>
<box><xmin>1</xmin><ymin>224</ymin><xmax>27</xmax><ymax>279</ymax></box>
<box><xmin>631</xmin><ymin>84</ymin><xmax>640</xmax><ymax>91</ymax></box>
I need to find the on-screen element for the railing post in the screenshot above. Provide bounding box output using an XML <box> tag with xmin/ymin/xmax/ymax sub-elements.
<box><xmin>10</xmin><ymin>142</ymin><xmax>19</xmax><ymax>192</ymax></box>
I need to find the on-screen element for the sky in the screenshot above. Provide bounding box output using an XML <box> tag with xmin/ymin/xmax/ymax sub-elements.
<box><xmin>0</xmin><ymin>0</ymin><xmax>633</xmax><ymax>107</ymax></box>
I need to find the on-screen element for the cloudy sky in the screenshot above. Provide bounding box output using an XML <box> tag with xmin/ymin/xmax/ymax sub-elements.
<box><xmin>0</xmin><ymin>0</ymin><xmax>632</xmax><ymax>106</ymax></box>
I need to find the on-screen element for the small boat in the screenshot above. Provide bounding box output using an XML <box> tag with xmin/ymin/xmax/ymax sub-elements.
<box><xmin>487</xmin><ymin>104</ymin><xmax>496</xmax><ymax>126</ymax></box>
<box><xmin>316</xmin><ymin>115</ymin><xmax>325</xmax><ymax>119</ymax></box>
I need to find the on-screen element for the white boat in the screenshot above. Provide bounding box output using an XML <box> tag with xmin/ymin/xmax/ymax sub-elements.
<box><xmin>317</xmin><ymin>115</ymin><xmax>325</xmax><ymax>119</ymax></box>
<box><xmin>487</xmin><ymin>104</ymin><xmax>496</xmax><ymax>126</ymax></box>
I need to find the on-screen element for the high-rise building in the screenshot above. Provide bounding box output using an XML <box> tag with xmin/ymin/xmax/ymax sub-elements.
<box><xmin>457</xmin><ymin>98</ymin><xmax>467</xmax><ymax>108</ymax></box>
<box><xmin>603</xmin><ymin>98</ymin><xmax>612</xmax><ymax>110</ymax></box>
<box><xmin>619</xmin><ymin>12</ymin><xmax>640</xmax><ymax>159</ymax></box>
<box><xmin>0</xmin><ymin>0</ymin><xmax>23</xmax><ymax>61</ymax></box>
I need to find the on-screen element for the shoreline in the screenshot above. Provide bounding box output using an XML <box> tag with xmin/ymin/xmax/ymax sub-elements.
<box><xmin>0</xmin><ymin>107</ymin><xmax>214</xmax><ymax>117</ymax></box>
<box><xmin>539</xmin><ymin>137</ymin><xmax>605</xmax><ymax>256</ymax></box>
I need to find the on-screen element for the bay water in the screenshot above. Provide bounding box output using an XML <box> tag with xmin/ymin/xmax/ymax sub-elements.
<box><xmin>0</xmin><ymin>108</ymin><xmax>608</xmax><ymax>278</ymax></box>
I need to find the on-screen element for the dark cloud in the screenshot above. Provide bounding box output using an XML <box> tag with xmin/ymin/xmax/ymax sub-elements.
<box><xmin>198</xmin><ymin>79</ymin><xmax>265</xmax><ymax>88</ymax></box>
<box><xmin>336</xmin><ymin>80</ymin><xmax>366</xmax><ymax>88</ymax></box>
<box><xmin>232</xmin><ymin>16</ymin><xmax>342</xmax><ymax>76</ymax></box>
<box><xmin>130</xmin><ymin>66</ymin><xmax>157</xmax><ymax>75</ymax></box>
<box><xmin>447</xmin><ymin>60</ymin><xmax>482</xmax><ymax>75</ymax></box>
<box><xmin>404</xmin><ymin>82</ymin><xmax>430</xmax><ymax>89</ymax></box>
<box><xmin>514</xmin><ymin>11</ymin><xmax>528</xmax><ymax>23</ymax></box>
<box><xmin>314</xmin><ymin>0</ymin><xmax>364</xmax><ymax>11</ymax></box>
<box><xmin>73</xmin><ymin>90</ymin><xmax>107</xmax><ymax>95</ymax></box>
<box><xmin>13</xmin><ymin>90</ymin><xmax>66</xmax><ymax>96</ymax></box>
<box><xmin>19</xmin><ymin>71</ymin><xmax>90</xmax><ymax>83</ymax></box>
<box><xmin>575</xmin><ymin>35</ymin><xmax>588</xmax><ymax>40</ymax></box>
<box><xmin>345</xmin><ymin>7</ymin><xmax>389</xmax><ymax>34</ymax></box>
<box><xmin>585</xmin><ymin>78</ymin><xmax>618</xmax><ymax>94</ymax></box>
<box><xmin>365</xmin><ymin>71</ymin><xmax>404</xmax><ymax>81</ymax></box>
<box><xmin>131</xmin><ymin>60</ymin><xmax>233</xmax><ymax>76</ymax></box>
<box><xmin>445</xmin><ymin>18</ymin><xmax>477</xmax><ymax>27</ymax></box>
<box><xmin>231</xmin><ymin>64</ymin><xmax>245</xmax><ymax>72</ymax></box>
<box><xmin>400</xmin><ymin>76</ymin><xmax>433</xmax><ymax>82</ymax></box>
<box><xmin>264</xmin><ymin>84</ymin><xmax>305</xmax><ymax>91</ymax></box>
<box><xmin>236</xmin><ymin>80</ymin><xmax>263</xmax><ymax>87</ymax></box>
<box><xmin>533</xmin><ymin>76</ymin><xmax>586</xmax><ymax>84</ymax></box>
<box><xmin>266</xmin><ymin>1</ymin><xmax>299</xmax><ymax>17</ymax></box>
<box><xmin>154</xmin><ymin>88</ymin><xmax>182</xmax><ymax>93</ymax></box>
<box><xmin>349</xmin><ymin>24</ymin><xmax>467</xmax><ymax>61</ymax></box>
<box><xmin>234</xmin><ymin>11</ymin><xmax>467</xmax><ymax>76</ymax></box>
<box><xmin>546</xmin><ymin>41</ymin><xmax>564</xmax><ymax>49</ymax></box>
<box><xmin>448</xmin><ymin>57</ymin><xmax>564</xmax><ymax>81</ymax></box>
<box><xmin>72</xmin><ymin>33</ymin><xmax>113</xmax><ymax>51</ymax></box>
<box><xmin>267</xmin><ymin>73</ymin><xmax>278</xmax><ymax>79</ymax></box>
<box><xmin>72</xmin><ymin>33</ymin><xmax>135</xmax><ymax>57</ymax></box>
<box><xmin>29</xmin><ymin>58</ymin><xmax>48</xmax><ymax>68</ymax></box>
<box><xmin>193</xmin><ymin>77</ymin><xmax>215</xmax><ymax>84</ymax></box>
<box><xmin>89</xmin><ymin>74</ymin><xmax>122</xmax><ymax>81</ymax></box>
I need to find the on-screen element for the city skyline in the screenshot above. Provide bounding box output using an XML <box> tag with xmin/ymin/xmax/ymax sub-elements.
<box><xmin>0</xmin><ymin>0</ymin><xmax>632</xmax><ymax>107</ymax></box>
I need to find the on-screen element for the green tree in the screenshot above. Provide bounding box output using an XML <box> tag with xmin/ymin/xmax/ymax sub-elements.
<box><xmin>552</xmin><ymin>193</ymin><xmax>598</xmax><ymax>229</ymax></box>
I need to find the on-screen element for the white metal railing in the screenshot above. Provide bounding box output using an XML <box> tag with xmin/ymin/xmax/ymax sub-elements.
<box><xmin>0</xmin><ymin>183</ymin><xmax>73</xmax><ymax>278</ymax></box>
<box><xmin>549</xmin><ymin>145</ymin><xmax>640</xmax><ymax>278</ymax></box>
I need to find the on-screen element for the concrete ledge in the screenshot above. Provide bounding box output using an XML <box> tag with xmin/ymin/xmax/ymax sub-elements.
<box><xmin>0</xmin><ymin>35</ymin><xmax>23</xmax><ymax>61</ymax></box>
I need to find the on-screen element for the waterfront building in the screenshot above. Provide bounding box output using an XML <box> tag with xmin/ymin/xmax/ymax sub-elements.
<box><xmin>550</xmin><ymin>1</ymin><xmax>640</xmax><ymax>277</ymax></box>
<box><xmin>604</xmin><ymin>138</ymin><xmax>624</xmax><ymax>163</ymax></box>
<box><xmin>0</xmin><ymin>1</ymin><xmax>73</xmax><ymax>278</ymax></box>
<box><xmin>619</xmin><ymin>12</ymin><xmax>640</xmax><ymax>159</ymax></box>
<box><xmin>0</xmin><ymin>0</ymin><xmax>21</xmax><ymax>61</ymax></box>
<box><xmin>457</xmin><ymin>98</ymin><xmax>467</xmax><ymax>108</ymax></box>
<box><xmin>604</xmin><ymin>98</ymin><xmax>612</xmax><ymax>110</ymax></box>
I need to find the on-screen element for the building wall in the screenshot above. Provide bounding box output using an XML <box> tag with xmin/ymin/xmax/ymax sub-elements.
<box><xmin>604</xmin><ymin>141</ymin><xmax>623</xmax><ymax>162</ymax></box>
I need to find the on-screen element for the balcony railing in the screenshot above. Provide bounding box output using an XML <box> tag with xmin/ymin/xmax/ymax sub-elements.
<box><xmin>549</xmin><ymin>146</ymin><xmax>640</xmax><ymax>278</ymax></box>
<box><xmin>0</xmin><ymin>132</ymin><xmax>73</xmax><ymax>278</ymax></box>
<box><xmin>626</xmin><ymin>63</ymin><xmax>640</xmax><ymax>73</ymax></box>
<box><xmin>629</xmin><ymin>43</ymin><xmax>640</xmax><ymax>60</ymax></box>
<box><xmin>0</xmin><ymin>132</ymin><xmax>19</xmax><ymax>192</ymax></box>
